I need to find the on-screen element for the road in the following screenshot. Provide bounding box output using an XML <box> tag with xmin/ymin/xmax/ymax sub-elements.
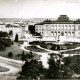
<box><xmin>0</xmin><ymin>56</ymin><xmax>23</xmax><ymax>75</ymax></box>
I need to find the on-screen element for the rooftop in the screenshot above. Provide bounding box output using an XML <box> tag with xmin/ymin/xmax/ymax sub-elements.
<box><xmin>35</xmin><ymin>15</ymin><xmax>80</xmax><ymax>25</ymax></box>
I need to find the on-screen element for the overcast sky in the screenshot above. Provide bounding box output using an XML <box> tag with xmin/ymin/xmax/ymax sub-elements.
<box><xmin>0</xmin><ymin>0</ymin><xmax>80</xmax><ymax>18</ymax></box>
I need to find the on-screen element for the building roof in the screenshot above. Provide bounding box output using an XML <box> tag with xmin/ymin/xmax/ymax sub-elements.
<box><xmin>5</xmin><ymin>24</ymin><xmax>20</xmax><ymax>28</ymax></box>
<box><xmin>35</xmin><ymin>15</ymin><xmax>80</xmax><ymax>25</ymax></box>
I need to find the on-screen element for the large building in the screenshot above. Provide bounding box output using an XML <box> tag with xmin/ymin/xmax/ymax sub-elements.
<box><xmin>35</xmin><ymin>15</ymin><xmax>80</xmax><ymax>41</ymax></box>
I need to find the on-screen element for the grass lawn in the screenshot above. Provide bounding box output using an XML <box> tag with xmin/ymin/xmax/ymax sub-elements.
<box><xmin>0</xmin><ymin>42</ymin><xmax>40</xmax><ymax>60</ymax></box>
<box><xmin>40</xmin><ymin>42</ymin><xmax>80</xmax><ymax>50</ymax></box>
<box><xmin>0</xmin><ymin>42</ymin><xmax>23</xmax><ymax>60</ymax></box>
<box><xmin>65</xmin><ymin>43</ymin><xmax>80</xmax><ymax>49</ymax></box>
<box><xmin>25</xmin><ymin>46</ymin><xmax>47</xmax><ymax>53</ymax></box>
<box><xmin>0</xmin><ymin>75</ymin><xmax>18</xmax><ymax>80</ymax></box>
<box><xmin>0</xmin><ymin>66</ymin><xmax>9</xmax><ymax>72</ymax></box>
<box><xmin>62</xmin><ymin>49</ymin><xmax>80</xmax><ymax>54</ymax></box>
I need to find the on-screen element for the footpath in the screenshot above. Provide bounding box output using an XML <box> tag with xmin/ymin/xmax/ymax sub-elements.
<box><xmin>0</xmin><ymin>56</ymin><xmax>23</xmax><ymax>75</ymax></box>
<box><xmin>20</xmin><ymin>43</ymin><xmax>80</xmax><ymax>68</ymax></box>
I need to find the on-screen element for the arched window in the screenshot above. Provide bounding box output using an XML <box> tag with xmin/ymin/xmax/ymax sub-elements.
<box><xmin>61</xmin><ymin>32</ymin><xmax>64</xmax><ymax>36</ymax></box>
<box><xmin>72</xmin><ymin>32</ymin><xmax>74</xmax><ymax>36</ymax></box>
<box><xmin>54</xmin><ymin>31</ymin><xmax>57</xmax><ymax>36</ymax></box>
<box><xmin>68</xmin><ymin>32</ymin><xmax>71</xmax><ymax>36</ymax></box>
<box><xmin>65</xmin><ymin>31</ymin><xmax>67</xmax><ymax>36</ymax></box>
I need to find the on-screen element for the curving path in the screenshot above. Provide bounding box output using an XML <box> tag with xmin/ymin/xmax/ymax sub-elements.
<box><xmin>0</xmin><ymin>56</ymin><xmax>23</xmax><ymax>75</ymax></box>
<box><xmin>20</xmin><ymin>44</ymin><xmax>50</xmax><ymax>68</ymax></box>
<box><xmin>37</xmin><ymin>45</ymin><xmax>80</xmax><ymax>57</ymax></box>
<box><xmin>0</xmin><ymin>62</ymin><xmax>19</xmax><ymax>75</ymax></box>
<box><xmin>20</xmin><ymin>43</ymin><xmax>80</xmax><ymax>68</ymax></box>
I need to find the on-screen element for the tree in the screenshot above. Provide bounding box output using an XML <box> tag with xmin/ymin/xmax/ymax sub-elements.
<box><xmin>9</xmin><ymin>30</ymin><xmax>13</xmax><ymax>36</ymax></box>
<box><xmin>8</xmin><ymin>52</ymin><xmax>13</xmax><ymax>58</ymax></box>
<box><xmin>28</xmin><ymin>50</ymin><xmax>33</xmax><ymax>58</ymax></box>
<box><xmin>17</xmin><ymin>59</ymin><xmax>44</xmax><ymax>79</ymax></box>
<box><xmin>35</xmin><ymin>32</ymin><xmax>41</xmax><ymax>36</ymax></box>
<box><xmin>28</xmin><ymin>25</ymin><xmax>35</xmax><ymax>35</ymax></box>
<box><xmin>15</xmin><ymin>34</ymin><xmax>18</xmax><ymax>42</ymax></box>
<box><xmin>0</xmin><ymin>31</ymin><xmax>8</xmax><ymax>37</ymax></box>
<box><xmin>63</xmin><ymin>57</ymin><xmax>71</xmax><ymax>66</ymax></box>
<box><xmin>68</xmin><ymin>55</ymin><xmax>80</xmax><ymax>74</ymax></box>
<box><xmin>46</xmin><ymin>53</ymin><xmax>62</xmax><ymax>79</ymax></box>
<box><xmin>47</xmin><ymin>53</ymin><xmax>74</xmax><ymax>79</ymax></box>
<box><xmin>21</xmin><ymin>51</ymin><xmax>26</xmax><ymax>61</ymax></box>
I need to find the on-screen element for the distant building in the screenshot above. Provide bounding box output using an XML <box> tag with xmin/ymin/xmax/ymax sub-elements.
<box><xmin>35</xmin><ymin>15</ymin><xmax>80</xmax><ymax>41</ymax></box>
<box><xmin>0</xmin><ymin>24</ymin><xmax>6</xmax><ymax>32</ymax></box>
<box><xmin>0</xmin><ymin>23</ymin><xmax>29</xmax><ymax>41</ymax></box>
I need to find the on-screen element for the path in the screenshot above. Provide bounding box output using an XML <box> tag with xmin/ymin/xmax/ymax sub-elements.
<box><xmin>37</xmin><ymin>45</ymin><xmax>80</xmax><ymax>57</ymax></box>
<box><xmin>20</xmin><ymin>44</ymin><xmax>50</xmax><ymax>68</ymax></box>
<box><xmin>0</xmin><ymin>56</ymin><xmax>23</xmax><ymax>75</ymax></box>
<box><xmin>0</xmin><ymin>62</ymin><xmax>19</xmax><ymax>75</ymax></box>
<box><xmin>21</xmin><ymin>43</ymin><xmax>80</xmax><ymax>68</ymax></box>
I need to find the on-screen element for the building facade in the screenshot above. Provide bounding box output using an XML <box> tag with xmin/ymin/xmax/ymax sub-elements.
<box><xmin>35</xmin><ymin>15</ymin><xmax>80</xmax><ymax>41</ymax></box>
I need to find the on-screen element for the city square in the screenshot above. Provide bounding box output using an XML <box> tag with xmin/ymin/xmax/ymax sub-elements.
<box><xmin>0</xmin><ymin>0</ymin><xmax>80</xmax><ymax>80</ymax></box>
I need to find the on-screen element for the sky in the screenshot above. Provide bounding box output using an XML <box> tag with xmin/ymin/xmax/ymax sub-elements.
<box><xmin>0</xmin><ymin>0</ymin><xmax>80</xmax><ymax>18</ymax></box>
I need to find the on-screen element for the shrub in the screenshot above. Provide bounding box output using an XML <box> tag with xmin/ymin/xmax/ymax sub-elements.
<box><xmin>17</xmin><ymin>54</ymin><xmax>21</xmax><ymax>57</ymax></box>
<box><xmin>8</xmin><ymin>52</ymin><xmax>13</xmax><ymax>58</ymax></box>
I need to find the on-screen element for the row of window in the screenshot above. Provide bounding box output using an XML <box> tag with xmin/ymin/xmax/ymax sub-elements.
<box><xmin>43</xmin><ymin>32</ymin><xmax>74</xmax><ymax>36</ymax></box>
<box><xmin>35</xmin><ymin>27</ymin><xmax>74</xmax><ymax>31</ymax></box>
<box><xmin>36</xmin><ymin>25</ymin><xmax>76</xmax><ymax>28</ymax></box>
<box><xmin>36</xmin><ymin>26</ymin><xmax>75</xmax><ymax>30</ymax></box>
<box><xmin>51</xmin><ymin>26</ymin><xmax>74</xmax><ymax>30</ymax></box>
<box><xmin>51</xmin><ymin>31</ymin><xmax>74</xmax><ymax>33</ymax></box>
<box><xmin>40</xmin><ymin>31</ymin><xmax>74</xmax><ymax>35</ymax></box>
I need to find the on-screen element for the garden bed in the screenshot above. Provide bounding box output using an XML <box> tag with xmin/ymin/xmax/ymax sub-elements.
<box><xmin>40</xmin><ymin>42</ymin><xmax>80</xmax><ymax>50</ymax></box>
<box><xmin>0</xmin><ymin>66</ymin><xmax>9</xmax><ymax>72</ymax></box>
<box><xmin>25</xmin><ymin>46</ymin><xmax>47</xmax><ymax>52</ymax></box>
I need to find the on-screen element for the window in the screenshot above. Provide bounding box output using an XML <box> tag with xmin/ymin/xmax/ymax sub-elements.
<box><xmin>57</xmin><ymin>31</ymin><xmax>60</xmax><ymax>35</ymax></box>
<box><xmin>57</xmin><ymin>25</ymin><xmax>60</xmax><ymax>29</ymax></box>
<box><xmin>52</xmin><ymin>25</ymin><xmax>54</xmax><ymax>27</ymax></box>
<box><xmin>72</xmin><ymin>32</ymin><xmax>74</xmax><ymax>36</ymax></box>
<box><xmin>55</xmin><ymin>25</ymin><xmax>57</xmax><ymax>27</ymax></box>
<box><xmin>69</xmin><ymin>25</ymin><xmax>71</xmax><ymax>27</ymax></box>
<box><xmin>41</xmin><ymin>32</ymin><xmax>43</xmax><ymax>34</ymax></box>
<box><xmin>78</xmin><ymin>26</ymin><xmax>80</xmax><ymax>30</ymax></box>
<box><xmin>65</xmin><ymin>32</ymin><xmax>67</xmax><ymax>36</ymax></box>
<box><xmin>72</xmin><ymin>25</ymin><xmax>74</xmax><ymax>30</ymax></box>
<box><xmin>54</xmin><ymin>32</ymin><xmax>57</xmax><ymax>36</ymax></box>
<box><xmin>69</xmin><ymin>26</ymin><xmax>71</xmax><ymax>29</ymax></box>
<box><xmin>62</xmin><ymin>25</ymin><xmax>64</xmax><ymax>27</ymax></box>
<box><xmin>64</xmin><ymin>25</ymin><xmax>67</xmax><ymax>29</ymax></box>
<box><xmin>61</xmin><ymin>32</ymin><xmax>64</xmax><ymax>36</ymax></box>
<box><xmin>54</xmin><ymin>26</ymin><xmax>56</xmax><ymax>29</ymax></box>
<box><xmin>61</xmin><ymin>26</ymin><xmax>64</xmax><ymax>29</ymax></box>
<box><xmin>68</xmin><ymin>32</ymin><xmax>71</xmax><ymax>36</ymax></box>
<box><xmin>51</xmin><ymin>26</ymin><xmax>53</xmax><ymax>29</ymax></box>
